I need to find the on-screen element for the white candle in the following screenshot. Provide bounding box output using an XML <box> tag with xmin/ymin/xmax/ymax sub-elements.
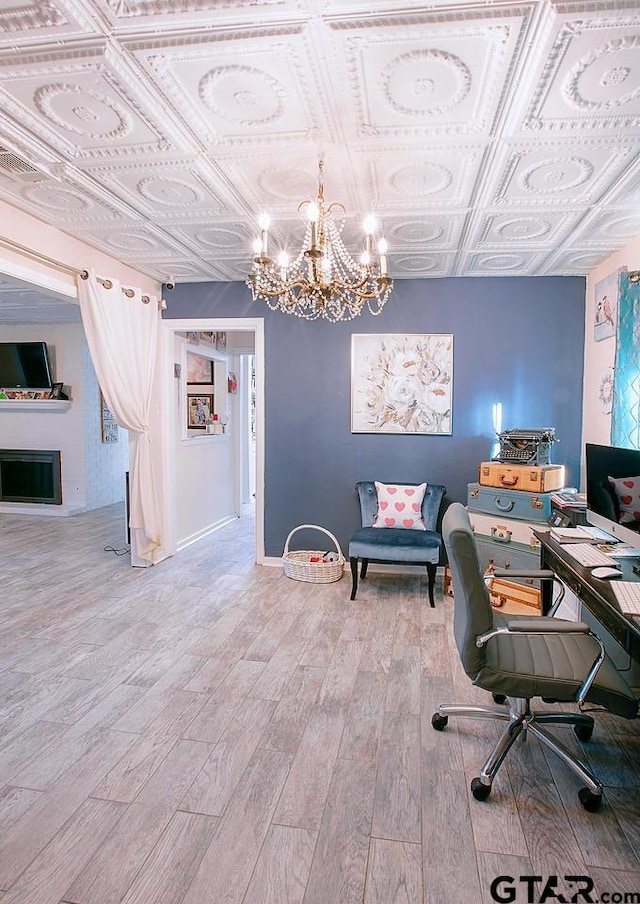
<box><xmin>277</xmin><ymin>250</ymin><xmax>289</xmax><ymax>279</ymax></box>
<box><xmin>378</xmin><ymin>237</ymin><xmax>388</xmax><ymax>275</ymax></box>
<box><xmin>307</xmin><ymin>203</ymin><xmax>319</xmax><ymax>251</ymax></box>
<box><xmin>258</xmin><ymin>213</ymin><xmax>270</xmax><ymax>255</ymax></box>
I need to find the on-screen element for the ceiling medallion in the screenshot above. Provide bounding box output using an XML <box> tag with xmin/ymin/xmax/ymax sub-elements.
<box><xmin>246</xmin><ymin>157</ymin><xmax>393</xmax><ymax>322</ymax></box>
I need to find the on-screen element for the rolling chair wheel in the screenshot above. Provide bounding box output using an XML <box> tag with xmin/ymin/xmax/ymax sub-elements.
<box><xmin>578</xmin><ymin>787</ymin><xmax>602</xmax><ymax>812</ymax></box>
<box><xmin>431</xmin><ymin>713</ymin><xmax>448</xmax><ymax>731</ymax></box>
<box><xmin>471</xmin><ymin>777</ymin><xmax>492</xmax><ymax>801</ymax></box>
<box><xmin>573</xmin><ymin>723</ymin><xmax>594</xmax><ymax>742</ymax></box>
<box><xmin>492</xmin><ymin>693</ymin><xmax>507</xmax><ymax>705</ymax></box>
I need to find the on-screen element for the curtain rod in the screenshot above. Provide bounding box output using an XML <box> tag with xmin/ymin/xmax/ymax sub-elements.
<box><xmin>80</xmin><ymin>269</ymin><xmax>151</xmax><ymax>304</ymax></box>
<box><xmin>0</xmin><ymin>235</ymin><xmax>80</xmax><ymax>276</ymax></box>
<box><xmin>0</xmin><ymin>238</ymin><xmax>163</xmax><ymax>308</ymax></box>
<box><xmin>79</xmin><ymin>269</ymin><xmax>167</xmax><ymax>309</ymax></box>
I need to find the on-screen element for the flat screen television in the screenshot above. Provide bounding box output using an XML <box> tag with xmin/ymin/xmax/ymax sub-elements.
<box><xmin>586</xmin><ymin>442</ymin><xmax>640</xmax><ymax>549</ymax></box>
<box><xmin>0</xmin><ymin>342</ymin><xmax>53</xmax><ymax>389</ymax></box>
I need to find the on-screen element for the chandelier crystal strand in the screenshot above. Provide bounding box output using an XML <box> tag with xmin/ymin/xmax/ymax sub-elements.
<box><xmin>246</xmin><ymin>157</ymin><xmax>393</xmax><ymax>322</ymax></box>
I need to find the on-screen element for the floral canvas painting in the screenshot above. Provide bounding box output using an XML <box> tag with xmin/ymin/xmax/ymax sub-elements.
<box><xmin>351</xmin><ymin>334</ymin><xmax>453</xmax><ymax>434</ymax></box>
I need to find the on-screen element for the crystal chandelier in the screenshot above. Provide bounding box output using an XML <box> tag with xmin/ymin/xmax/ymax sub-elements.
<box><xmin>246</xmin><ymin>157</ymin><xmax>393</xmax><ymax>322</ymax></box>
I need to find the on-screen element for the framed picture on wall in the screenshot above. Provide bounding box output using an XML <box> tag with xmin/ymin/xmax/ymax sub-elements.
<box><xmin>594</xmin><ymin>267</ymin><xmax>625</xmax><ymax>342</ymax></box>
<box><xmin>100</xmin><ymin>391</ymin><xmax>118</xmax><ymax>443</ymax></box>
<box><xmin>187</xmin><ymin>394</ymin><xmax>213</xmax><ymax>429</ymax></box>
<box><xmin>351</xmin><ymin>333</ymin><xmax>453</xmax><ymax>434</ymax></box>
<box><xmin>186</xmin><ymin>352</ymin><xmax>214</xmax><ymax>384</ymax></box>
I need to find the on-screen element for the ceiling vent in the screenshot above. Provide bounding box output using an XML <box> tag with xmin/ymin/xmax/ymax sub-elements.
<box><xmin>0</xmin><ymin>147</ymin><xmax>43</xmax><ymax>180</ymax></box>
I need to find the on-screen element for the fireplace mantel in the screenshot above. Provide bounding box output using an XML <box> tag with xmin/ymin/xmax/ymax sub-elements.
<box><xmin>0</xmin><ymin>400</ymin><xmax>71</xmax><ymax>412</ymax></box>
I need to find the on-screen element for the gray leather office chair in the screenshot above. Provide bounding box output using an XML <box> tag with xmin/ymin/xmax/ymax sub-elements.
<box><xmin>432</xmin><ymin>503</ymin><xmax>638</xmax><ymax>811</ymax></box>
<box><xmin>349</xmin><ymin>481</ymin><xmax>446</xmax><ymax>606</ymax></box>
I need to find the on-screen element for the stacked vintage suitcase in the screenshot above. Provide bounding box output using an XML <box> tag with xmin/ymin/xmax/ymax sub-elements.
<box><xmin>466</xmin><ymin>429</ymin><xmax>564</xmax><ymax>613</ymax></box>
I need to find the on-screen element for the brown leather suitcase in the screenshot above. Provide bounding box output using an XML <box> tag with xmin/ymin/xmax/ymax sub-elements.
<box><xmin>478</xmin><ymin>462</ymin><xmax>565</xmax><ymax>493</ymax></box>
<box><xmin>485</xmin><ymin>575</ymin><xmax>542</xmax><ymax>613</ymax></box>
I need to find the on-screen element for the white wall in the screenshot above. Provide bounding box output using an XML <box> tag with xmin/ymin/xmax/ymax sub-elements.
<box><xmin>582</xmin><ymin>235</ymin><xmax>640</xmax><ymax>456</ymax></box>
<box><xmin>174</xmin><ymin>332</ymin><xmax>236</xmax><ymax>548</ymax></box>
<box><xmin>0</xmin><ymin>324</ymin><xmax>128</xmax><ymax>512</ymax></box>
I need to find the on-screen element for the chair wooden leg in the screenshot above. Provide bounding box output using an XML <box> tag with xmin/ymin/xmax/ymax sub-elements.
<box><xmin>350</xmin><ymin>557</ymin><xmax>358</xmax><ymax>600</ymax></box>
<box><xmin>426</xmin><ymin>563</ymin><xmax>437</xmax><ymax>608</ymax></box>
<box><xmin>360</xmin><ymin>559</ymin><xmax>369</xmax><ymax>579</ymax></box>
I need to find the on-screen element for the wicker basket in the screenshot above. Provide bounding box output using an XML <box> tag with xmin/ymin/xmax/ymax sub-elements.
<box><xmin>282</xmin><ymin>524</ymin><xmax>345</xmax><ymax>584</ymax></box>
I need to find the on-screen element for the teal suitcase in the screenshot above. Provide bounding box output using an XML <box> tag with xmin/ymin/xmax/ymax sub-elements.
<box><xmin>467</xmin><ymin>482</ymin><xmax>553</xmax><ymax>522</ymax></box>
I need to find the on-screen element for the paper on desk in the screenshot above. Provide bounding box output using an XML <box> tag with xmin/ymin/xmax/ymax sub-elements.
<box><xmin>550</xmin><ymin>526</ymin><xmax>598</xmax><ymax>543</ymax></box>
<box><xmin>582</xmin><ymin>525</ymin><xmax>620</xmax><ymax>541</ymax></box>
<box><xmin>605</xmin><ymin>546</ymin><xmax>640</xmax><ymax>558</ymax></box>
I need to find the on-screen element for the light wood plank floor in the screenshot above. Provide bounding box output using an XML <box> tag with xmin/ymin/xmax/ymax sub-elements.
<box><xmin>1</xmin><ymin>503</ymin><xmax>638</xmax><ymax>904</ymax></box>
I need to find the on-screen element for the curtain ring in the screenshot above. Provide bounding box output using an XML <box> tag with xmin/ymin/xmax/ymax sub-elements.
<box><xmin>142</xmin><ymin>295</ymin><xmax>150</xmax><ymax>304</ymax></box>
<box><xmin>123</xmin><ymin>288</ymin><xmax>134</xmax><ymax>298</ymax></box>
<box><xmin>101</xmin><ymin>278</ymin><xmax>113</xmax><ymax>290</ymax></box>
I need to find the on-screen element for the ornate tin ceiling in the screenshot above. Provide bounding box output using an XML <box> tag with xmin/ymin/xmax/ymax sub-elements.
<box><xmin>0</xmin><ymin>0</ymin><xmax>639</xmax><ymax>289</ymax></box>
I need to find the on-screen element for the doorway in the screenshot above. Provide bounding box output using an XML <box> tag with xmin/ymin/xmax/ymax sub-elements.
<box><xmin>160</xmin><ymin>317</ymin><xmax>265</xmax><ymax>565</ymax></box>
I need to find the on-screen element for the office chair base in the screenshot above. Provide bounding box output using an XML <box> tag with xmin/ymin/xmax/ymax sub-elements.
<box><xmin>470</xmin><ymin>777</ymin><xmax>492</xmax><ymax>801</ymax></box>
<box><xmin>433</xmin><ymin>698</ymin><xmax>603</xmax><ymax>812</ymax></box>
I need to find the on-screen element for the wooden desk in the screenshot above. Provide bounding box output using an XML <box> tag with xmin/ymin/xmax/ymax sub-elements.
<box><xmin>534</xmin><ymin>529</ymin><xmax>640</xmax><ymax>664</ymax></box>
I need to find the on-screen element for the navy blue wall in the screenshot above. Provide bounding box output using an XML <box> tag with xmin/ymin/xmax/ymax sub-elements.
<box><xmin>165</xmin><ymin>276</ymin><xmax>585</xmax><ymax>557</ymax></box>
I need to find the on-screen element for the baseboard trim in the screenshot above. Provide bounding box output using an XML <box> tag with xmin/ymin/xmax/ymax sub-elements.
<box><xmin>177</xmin><ymin>514</ymin><xmax>239</xmax><ymax>552</ymax></box>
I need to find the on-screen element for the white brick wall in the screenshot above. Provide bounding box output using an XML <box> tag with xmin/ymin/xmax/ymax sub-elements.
<box><xmin>0</xmin><ymin>324</ymin><xmax>127</xmax><ymax>512</ymax></box>
<box><xmin>82</xmin><ymin>340</ymin><xmax>128</xmax><ymax>509</ymax></box>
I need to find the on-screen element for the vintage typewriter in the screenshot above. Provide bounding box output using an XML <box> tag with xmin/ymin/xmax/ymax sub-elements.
<box><xmin>493</xmin><ymin>428</ymin><xmax>556</xmax><ymax>465</ymax></box>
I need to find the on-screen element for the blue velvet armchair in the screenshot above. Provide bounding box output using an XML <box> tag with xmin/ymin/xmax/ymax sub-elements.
<box><xmin>348</xmin><ymin>481</ymin><xmax>447</xmax><ymax>606</ymax></box>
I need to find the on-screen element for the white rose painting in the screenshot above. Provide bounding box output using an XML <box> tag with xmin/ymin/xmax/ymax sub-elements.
<box><xmin>351</xmin><ymin>334</ymin><xmax>453</xmax><ymax>434</ymax></box>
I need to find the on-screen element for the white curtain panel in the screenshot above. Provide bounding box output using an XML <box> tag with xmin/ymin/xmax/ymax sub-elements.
<box><xmin>77</xmin><ymin>271</ymin><xmax>162</xmax><ymax>563</ymax></box>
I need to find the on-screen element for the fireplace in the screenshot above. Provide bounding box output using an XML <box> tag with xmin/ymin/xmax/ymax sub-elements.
<box><xmin>0</xmin><ymin>449</ymin><xmax>62</xmax><ymax>504</ymax></box>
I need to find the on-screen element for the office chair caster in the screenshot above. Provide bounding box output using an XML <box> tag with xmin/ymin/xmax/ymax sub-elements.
<box><xmin>578</xmin><ymin>788</ymin><xmax>602</xmax><ymax>812</ymax></box>
<box><xmin>471</xmin><ymin>777</ymin><xmax>491</xmax><ymax>801</ymax></box>
<box><xmin>492</xmin><ymin>693</ymin><xmax>507</xmax><ymax>705</ymax></box>
<box><xmin>431</xmin><ymin>713</ymin><xmax>448</xmax><ymax>731</ymax></box>
<box><xmin>573</xmin><ymin>723</ymin><xmax>594</xmax><ymax>742</ymax></box>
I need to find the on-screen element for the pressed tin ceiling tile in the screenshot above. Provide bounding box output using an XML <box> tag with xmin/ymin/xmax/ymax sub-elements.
<box><xmin>0</xmin><ymin>0</ymin><xmax>637</xmax><ymax>300</ymax></box>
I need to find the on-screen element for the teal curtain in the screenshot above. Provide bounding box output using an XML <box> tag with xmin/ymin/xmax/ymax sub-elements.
<box><xmin>611</xmin><ymin>272</ymin><xmax>640</xmax><ymax>450</ymax></box>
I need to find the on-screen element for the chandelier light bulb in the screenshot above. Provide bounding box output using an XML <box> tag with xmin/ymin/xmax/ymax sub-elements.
<box><xmin>363</xmin><ymin>214</ymin><xmax>377</xmax><ymax>235</ymax></box>
<box><xmin>258</xmin><ymin>212</ymin><xmax>270</xmax><ymax>230</ymax></box>
<box><xmin>378</xmin><ymin>237</ymin><xmax>388</xmax><ymax>254</ymax></box>
<box><xmin>360</xmin><ymin>250</ymin><xmax>371</xmax><ymax>266</ymax></box>
<box><xmin>277</xmin><ymin>251</ymin><xmax>289</xmax><ymax>269</ymax></box>
<box><xmin>252</xmin><ymin>237</ymin><xmax>262</xmax><ymax>255</ymax></box>
<box><xmin>307</xmin><ymin>202</ymin><xmax>319</xmax><ymax>223</ymax></box>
